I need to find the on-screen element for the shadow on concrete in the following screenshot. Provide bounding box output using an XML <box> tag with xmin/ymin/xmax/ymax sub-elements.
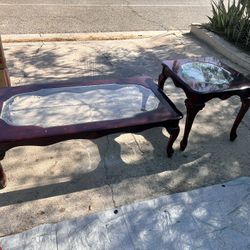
<box><xmin>1</xmin><ymin>37</ymin><xmax>249</xmax><ymax>208</ymax></box>
<box><xmin>0</xmin><ymin>113</ymin><xmax>248</xmax><ymax>207</ymax></box>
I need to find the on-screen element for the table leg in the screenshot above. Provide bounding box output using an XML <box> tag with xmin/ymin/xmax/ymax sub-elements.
<box><xmin>166</xmin><ymin>125</ymin><xmax>180</xmax><ymax>157</ymax></box>
<box><xmin>158</xmin><ymin>66</ymin><xmax>169</xmax><ymax>90</ymax></box>
<box><xmin>230</xmin><ymin>97</ymin><xmax>250</xmax><ymax>141</ymax></box>
<box><xmin>180</xmin><ymin>99</ymin><xmax>205</xmax><ymax>151</ymax></box>
<box><xmin>0</xmin><ymin>151</ymin><xmax>6</xmax><ymax>189</ymax></box>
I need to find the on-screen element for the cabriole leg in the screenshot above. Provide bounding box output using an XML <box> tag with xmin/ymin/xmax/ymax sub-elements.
<box><xmin>230</xmin><ymin>98</ymin><xmax>250</xmax><ymax>141</ymax></box>
<box><xmin>0</xmin><ymin>151</ymin><xmax>6</xmax><ymax>189</ymax></box>
<box><xmin>180</xmin><ymin>99</ymin><xmax>205</xmax><ymax>151</ymax></box>
<box><xmin>158</xmin><ymin>66</ymin><xmax>169</xmax><ymax>90</ymax></box>
<box><xmin>166</xmin><ymin>125</ymin><xmax>180</xmax><ymax>157</ymax></box>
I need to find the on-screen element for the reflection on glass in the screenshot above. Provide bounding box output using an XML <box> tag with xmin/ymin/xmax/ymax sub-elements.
<box><xmin>0</xmin><ymin>84</ymin><xmax>160</xmax><ymax>128</ymax></box>
<box><xmin>179</xmin><ymin>62</ymin><xmax>233</xmax><ymax>92</ymax></box>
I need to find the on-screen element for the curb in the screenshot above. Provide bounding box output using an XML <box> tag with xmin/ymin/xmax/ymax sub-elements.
<box><xmin>190</xmin><ymin>24</ymin><xmax>250</xmax><ymax>71</ymax></box>
<box><xmin>1</xmin><ymin>31</ymin><xmax>168</xmax><ymax>43</ymax></box>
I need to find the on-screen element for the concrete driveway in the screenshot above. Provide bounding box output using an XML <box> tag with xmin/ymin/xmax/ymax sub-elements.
<box><xmin>0</xmin><ymin>31</ymin><xmax>249</xmax><ymax>236</ymax></box>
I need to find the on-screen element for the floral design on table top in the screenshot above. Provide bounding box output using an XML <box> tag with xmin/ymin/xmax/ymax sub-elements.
<box><xmin>179</xmin><ymin>62</ymin><xmax>233</xmax><ymax>92</ymax></box>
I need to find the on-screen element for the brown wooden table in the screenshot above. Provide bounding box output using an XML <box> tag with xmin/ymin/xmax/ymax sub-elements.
<box><xmin>0</xmin><ymin>76</ymin><xmax>183</xmax><ymax>188</ymax></box>
<box><xmin>158</xmin><ymin>57</ymin><xmax>250</xmax><ymax>151</ymax></box>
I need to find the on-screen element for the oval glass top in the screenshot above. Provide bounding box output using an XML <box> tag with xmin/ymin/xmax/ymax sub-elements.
<box><xmin>0</xmin><ymin>84</ymin><xmax>160</xmax><ymax>128</ymax></box>
<box><xmin>179</xmin><ymin>62</ymin><xmax>233</xmax><ymax>92</ymax></box>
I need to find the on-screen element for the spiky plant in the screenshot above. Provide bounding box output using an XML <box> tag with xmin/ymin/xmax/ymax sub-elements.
<box><xmin>206</xmin><ymin>0</ymin><xmax>250</xmax><ymax>51</ymax></box>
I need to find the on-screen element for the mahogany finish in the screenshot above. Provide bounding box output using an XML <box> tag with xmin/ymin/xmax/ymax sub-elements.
<box><xmin>0</xmin><ymin>76</ymin><xmax>182</xmax><ymax>188</ymax></box>
<box><xmin>158</xmin><ymin>57</ymin><xmax>250</xmax><ymax>150</ymax></box>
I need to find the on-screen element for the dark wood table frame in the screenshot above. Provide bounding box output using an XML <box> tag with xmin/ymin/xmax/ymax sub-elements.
<box><xmin>158</xmin><ymin>57</ymin><xmax>250</xmax><ymax>151</ymax></box>
<box><xmin>0</xmin><ymin>76</ymin><xmax>183</xmax><ymax>188</ymax></box>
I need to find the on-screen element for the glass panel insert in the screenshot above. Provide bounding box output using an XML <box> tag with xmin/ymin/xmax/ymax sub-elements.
<box><xmin>179</xmin><ymin>62</ymin><xmax>233</xmax><ymax>92</ymax></box>
<box><xmin>1</xmin><ymin>84</ymin><xmax>160</xmax><ymax>127</ymax></box>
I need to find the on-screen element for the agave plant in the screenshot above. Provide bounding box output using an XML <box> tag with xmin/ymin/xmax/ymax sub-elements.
<box><xmin>207</xmin><ymin>0</ymin><xmax>250</xmax><ymax>51</ymax></box>
<box><xmin>240</xmin><ymin>0</ymin><xmax>250</xmax><ymax>16</ymax></box>
<box><xmin>208</xmin><ymin>0</ymin><xmax>245</xmax><ymax>31</ymax></box>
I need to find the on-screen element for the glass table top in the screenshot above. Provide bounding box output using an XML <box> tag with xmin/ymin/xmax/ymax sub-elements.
<box><xmin>178</xmin><ymin>62</ymin><xmax>233</xmax><ymax>92</ymax></box>
<box><xmin>163</xmin><ymin>57</ymin><xmax>250</xmax><ymax>93</ymax></box>
<box><xmin>0</xmin><ymin>84</ymin><xmax>160</xmax><ymax>128</ymax></box>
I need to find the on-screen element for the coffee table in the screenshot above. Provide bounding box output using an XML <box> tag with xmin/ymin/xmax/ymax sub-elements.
<box><xmin>158</xmin><ymin>57</ymin><xmax>250</xmax><ymax>150</ymax></box>
<box><xmin>0</xmin><ymin>76</ymin><xmax>183</xmax><ymax>188</ymax></box>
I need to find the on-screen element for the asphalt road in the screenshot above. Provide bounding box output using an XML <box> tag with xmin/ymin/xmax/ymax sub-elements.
<box><xmin>0</xmin><ymin>0</ymin><xmax>212</xmax><ymax>34</ymax></box>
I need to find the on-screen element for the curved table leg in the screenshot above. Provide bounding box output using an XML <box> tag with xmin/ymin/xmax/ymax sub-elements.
<box><xmin>180</xmin><ymin>99</ymin><xmax>205</xmax><ymax>151</ymax></box>
<box><xmin>166</xmin><ymin>125</ymin><xmax>180</xmax><ymax>157</ymax></box>
<box><xmin>158</xmin><ymin>66</ymin><xmax>169</xmax><ymax>90</ymax></box>
<box><xmin>0</xmin><ymin>151</ymin><xmax>6</xmax><ymax>189</ymax></box>
<box><xmin>230</xmin><ymin>97</ymin><xmax>250</xmax><ymax>141</ymax></box>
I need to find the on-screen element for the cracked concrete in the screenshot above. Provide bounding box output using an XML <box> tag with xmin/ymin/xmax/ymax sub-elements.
<box><xmin>35</xmin><ymin>42</ymin><xmax>45</xmax><ymax>54</ymax></box>
<box><xmin>124</xmin><ymin>1</ymin><xmax>167</xmax><ymax>31</ymax></box>
<box><xmin>103</xmin><ymin>136</ymin><xmax>118</xmax><ymax>209</ymax></box>
<box><xmin>0</xmin><ymin>31</ymin><xmax>249</xmax><ymax>236</ymax></box>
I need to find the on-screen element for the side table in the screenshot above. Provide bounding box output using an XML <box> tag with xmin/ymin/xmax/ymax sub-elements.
<box><xmin>158</xmin><ymin>57</ymin><xmax>250</xmax><ymax>150</ymax></box>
